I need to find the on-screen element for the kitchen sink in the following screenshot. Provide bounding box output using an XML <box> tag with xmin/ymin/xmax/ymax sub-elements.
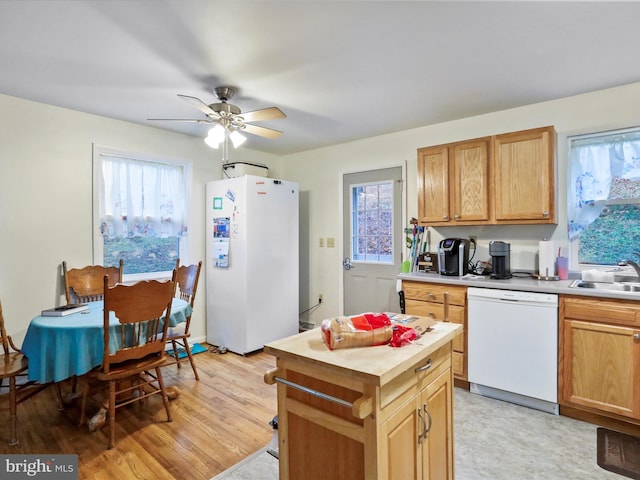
<box><xmin>613</xmin><ymin>275</ymin><xmax>640</xmax><ymax>283</ymax></box>
<box><xmin>570</xmin><ymin>279</ymin><xmax>640</xmax><ymax>293</ymax></box>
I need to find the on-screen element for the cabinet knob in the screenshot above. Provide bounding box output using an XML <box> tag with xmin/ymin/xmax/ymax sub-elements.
<box><xmin>454</xmin><ymin>214</ymin><xmax>460</xmax><ymax>219</ymax></box>
<box><xmin>442</xmin><ymin>215</ymin><xmax>449</xmax><ymax>220</ymax></box>
<box><xmin>428</xmin><ymin>312</ymin><xmax>435</xmax><ymax>317</ymax></box>
<box><xmin>634</xmin><ymin>333</ymin><xmax>640</xmax><ymax>340</ymax></box>
<box><xmin>543</xmin><ymin>211</ymin><xmax>549</xmax><ymax>217</ymax></box>
<box><xmin>428</xmin><ymin>293</ymin><xmax>436</xmax><ymax>299</ymax></box>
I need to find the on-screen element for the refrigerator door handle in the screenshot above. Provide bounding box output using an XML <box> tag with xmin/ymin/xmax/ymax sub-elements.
<box><xmin>343</xmin><ymin>257</ymin><xmax>354</xmax><ymax>270</ymax></box>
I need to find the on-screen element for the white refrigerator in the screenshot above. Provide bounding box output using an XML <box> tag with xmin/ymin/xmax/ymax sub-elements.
<box><xmin>205</xmin><ymin>175</ymin><xmax>299</xmax><ymax>354</ymax></box>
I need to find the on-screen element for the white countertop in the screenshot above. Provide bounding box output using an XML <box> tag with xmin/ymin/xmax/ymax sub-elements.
<box><xmin>398</xmin><ymin>271</ymin><xmax>640</xmax><ymax>302</ymax></box>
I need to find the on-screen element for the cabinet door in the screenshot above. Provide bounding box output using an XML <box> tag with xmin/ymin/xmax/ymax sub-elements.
<box><xmin>493</xmin><ymin>126</ymin><xmax>555</xmax><ymax>223</ymax></box>
<box><xmin>418</xmin><ymin>146</ymin><xmax>450</xmax><ymax>224</ymax></box>
<box><xmin>562</xmin><ymin>319</ymin><xmax>640</xmax><ymax>418</ymax></box>
<box><xmin>421</xmin><ymin>370</ymin><xmax>454</xmax><ymax>480</ymax></box>
<box><xmin>386</xmin><ymin>397</ymin><xmax>421</xmax><ymax>480</ymax></box>
<box><xmin>451</xmin><ymin>138</ymin><xmax>490</xmax><ymax>223</ymax></box>
<box><xmin>385</xmin><ymin>369</ymin><xmax>453</xmax><ymax>480</ymax></box>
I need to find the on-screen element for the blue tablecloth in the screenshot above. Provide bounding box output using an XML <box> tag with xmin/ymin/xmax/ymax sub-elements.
<box><xmin>21</xmin><ymin>299</ymin><xmax>192</xmax><ymax>383</ymax></box>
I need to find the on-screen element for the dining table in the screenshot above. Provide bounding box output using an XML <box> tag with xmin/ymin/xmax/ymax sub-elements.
<box><xmin>21</xmin><ymin>298</ymin><xmax>192</xmax><ymax>384</ymax></box>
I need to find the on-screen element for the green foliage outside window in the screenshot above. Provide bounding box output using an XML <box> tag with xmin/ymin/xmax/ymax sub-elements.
<box><xmin>104</xmin><ymin>237</ymin><xmax>179</xmax><ymax>274</ymax></box>
<box><xmin>578</xmin><ymin>204</ymin><xmax>640</xmax><ymax>265</ymax></box>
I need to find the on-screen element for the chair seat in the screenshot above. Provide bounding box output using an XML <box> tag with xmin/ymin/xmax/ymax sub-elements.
<box><xmin>0</xmin><ymin>352</ymin><xmax>28</xmax><ymax>379</ymax></box>
<box><xmin>166</xmin><ymin>322</ymin><xmax>188</xmax><ymax>339</ymax></box>
<box><xmin>95</xmin><ymin>354</ymin><xmax>167</xmax><ymax>381</ymax></box>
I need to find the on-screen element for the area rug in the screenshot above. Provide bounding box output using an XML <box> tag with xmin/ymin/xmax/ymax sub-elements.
<box><xmin>166</xmin><ymin>342</ymin><xmax>207</xmax><ymax>359</ymax></box>
<box><xmin>597</xmin><ymin>427</ymin><xmax>640</xmax><ymax>479</ymax></box>
<box><xmin>210</xmin><ymin>447</ymin><xmax>278</xmax><ymax>480</ymax></box>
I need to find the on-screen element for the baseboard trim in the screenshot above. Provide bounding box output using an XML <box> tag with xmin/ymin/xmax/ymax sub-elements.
<box><xmin>560</xmin><ymin>405</ymin><xmax>640</xmax><ymax>437</ymax></box>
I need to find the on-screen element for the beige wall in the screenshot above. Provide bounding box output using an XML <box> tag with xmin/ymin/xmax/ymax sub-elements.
<box><xmin>0</xmin><ymin>94</ymin><xmax>279</xmax><ymax>344</ymax></box>
<box><xmin>282</xmin><ymin>82</ymin><xmax>640</xmax><ymax>326</ymax></box>
<box><xmin>4</xmin><ymin>82</ymin><xmax>640</xmax><ymax>340</ymax></box>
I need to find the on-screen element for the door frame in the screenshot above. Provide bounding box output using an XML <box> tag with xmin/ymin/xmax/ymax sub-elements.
<box><xmin>338</xmin><ymin>161</ymin><xmax>407</xmax><ymax>315</ymax></box>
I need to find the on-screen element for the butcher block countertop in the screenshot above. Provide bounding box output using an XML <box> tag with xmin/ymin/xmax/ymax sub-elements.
<box><xmin>264</xmin><ymin>320</ymin><xmax>462</xmax><ymax>388</ymax></box>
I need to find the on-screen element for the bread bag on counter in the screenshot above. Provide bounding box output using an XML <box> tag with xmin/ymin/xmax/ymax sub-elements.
<box><xmin>321</xmin><ymin>313</ymin><xmax>393</xmax><ymax>350</ymax></box>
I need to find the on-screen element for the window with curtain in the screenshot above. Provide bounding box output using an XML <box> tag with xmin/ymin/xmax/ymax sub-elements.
<box><xmin>568</xmin><ymin>127</ymin><xmax>640</xmax><ymax>266</ymax></box>
<box><xmin>93</xmin><ymin>145</ymin><xmax>189</xmax><ymax>278</ymax></box>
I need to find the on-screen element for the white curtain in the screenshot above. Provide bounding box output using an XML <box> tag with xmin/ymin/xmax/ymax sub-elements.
<box><xmin>99</xmin><ymin>154</ymin><xmax>186</xmax><ymax>239</ymax></box>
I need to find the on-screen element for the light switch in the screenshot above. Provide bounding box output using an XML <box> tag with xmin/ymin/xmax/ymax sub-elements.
<box><xmin>319</xmin><ymin>238</ymin><xmax>325</xmax><ymax>247</ymax></box>
<box><xmin>327</xmin><ymin>237</ymin><xmax>335</xmax><ymax>248</ymax></box>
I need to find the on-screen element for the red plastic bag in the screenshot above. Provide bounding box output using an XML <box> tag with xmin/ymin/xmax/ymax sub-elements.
<box><xmin>389</xmin><ymin>324</ymin><xmax>418</xmax><ymax>348</ymax></box>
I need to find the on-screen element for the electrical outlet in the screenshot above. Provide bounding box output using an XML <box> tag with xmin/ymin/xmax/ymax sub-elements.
<box><xmin>319</xmin><ymin>294</ymin><xmax>323</xmax><ymax>304</ymax></box>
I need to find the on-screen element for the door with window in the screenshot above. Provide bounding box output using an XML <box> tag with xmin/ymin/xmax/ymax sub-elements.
<box><xmin>343</xmin><ymin>167</ymin><xmax>403</xmax><ymax>315</ymax></box>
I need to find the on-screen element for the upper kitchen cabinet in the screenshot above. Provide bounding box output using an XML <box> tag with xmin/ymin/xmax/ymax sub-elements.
<box><xmin>417</xmin><ymin>126</ymin><xmax>556</xmax><ymax>226</ymax></box>
<box><xmin>492</xmin><ymin>126</ymin><xmax>556</xmax><ymax>224</ymax></box>
<box><xmin>417</xmin><ymin>137</ymin><xmax>491</xmax><ymax>226</ymax></box>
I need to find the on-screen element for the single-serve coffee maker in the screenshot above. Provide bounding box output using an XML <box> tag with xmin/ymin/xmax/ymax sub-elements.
<box><xmin>489</xmin><ymin>240</ymin><xmax>512</xmax><ymax>279</ymax></box>
<box><xmin>437</xmin><ymin>238</ymin><xmax>470</xmax><ymax>276</ymax></box>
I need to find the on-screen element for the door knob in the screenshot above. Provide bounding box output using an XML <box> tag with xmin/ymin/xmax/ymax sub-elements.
<box><xmin>343</xmin><ymin>257</ymin><xmax>354</xmax><ymax>270</ymax></box>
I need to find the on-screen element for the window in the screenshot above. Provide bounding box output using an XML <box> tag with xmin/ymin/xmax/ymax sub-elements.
<box><xmin>351</xmin><ymin>181</ymin><xmax>393</xmax><ymax>263</ymax></box>
<box><xmin>568</xmin><ymin>127</ymin><xmax>640</xmax><ymax>266</ymax></box>
<box><xmin>93</xmin><ymin>145</ymin><xmax>189</xmax><ymax>280</ymax></box>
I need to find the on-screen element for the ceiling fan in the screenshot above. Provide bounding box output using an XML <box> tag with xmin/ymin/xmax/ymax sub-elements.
<box><xmin>148</xmin><ymin>86</ymin><xmax>286</xmax><ymax>151</ymax></box>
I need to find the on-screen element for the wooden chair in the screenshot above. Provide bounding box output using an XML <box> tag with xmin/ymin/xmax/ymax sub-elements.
<box><xmin>61</xmin><ymin>259</ymin><xmax>124</xmax><ymax>395</ymax></box>
<box><xmin>63</xmin><ymin>259</ymin><xmax>124</xmax><ymax>304</ymax></box>
<box><xmin>79</xmin><ymin>272</ymin><xmax>177</xmax><ymax>449</ymax></box>
<box><xmin>0</xmin><ymin>301</ymin><xmax>49</xmax><ymax>445</ymax></box>
<box><xmin>165</xmin><ymin>260</ymin><xmax>202</xmax><ymax>380</ymax></box>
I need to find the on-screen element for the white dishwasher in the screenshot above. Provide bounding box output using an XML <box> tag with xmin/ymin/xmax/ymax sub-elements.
<box><xmin>467</xmin><ymin>287</ymin><xmax>559</xmax><ymax>414</ymax></box>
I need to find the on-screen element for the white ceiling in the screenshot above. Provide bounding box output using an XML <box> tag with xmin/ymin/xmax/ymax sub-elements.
<box><xmin>1</xmin><ymin>1</ymin><xmax>639</xmax><ymax>156</ymax></box>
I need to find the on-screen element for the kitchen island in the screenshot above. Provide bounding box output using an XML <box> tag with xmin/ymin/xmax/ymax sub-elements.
<box><xmin>264</xmin><ymin>318</ymin><xmax>462</xmax><ymax>480</ymax></box>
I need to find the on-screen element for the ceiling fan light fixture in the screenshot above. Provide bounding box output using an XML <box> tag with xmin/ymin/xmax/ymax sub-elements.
<box><xmin>204</xmin><ymin>124</ymin><xmax>226</xmax><ymax>148</ymax></box>
<box><xmin>229</xmin><ymin>130</ymin><xmax>247</xmax><ymax>148</ymax></box>
<box><xmin>204</xmin><ymin>135</ymin><xmax>220</xmax><ymax>149</ymax></box>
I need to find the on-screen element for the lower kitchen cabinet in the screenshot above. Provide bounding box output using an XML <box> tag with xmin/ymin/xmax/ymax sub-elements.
<box><xmin>403</xmin><ymin>281</ymin><xmax>468</xmax><ymax>383</ymax></box>
<box><xmin>560</xmin><ymin>295</ymin><xmax>640</xmax><ymax>421</ymax></box>
<box><xmin>384</xmin><ymin>369</ymin><xmax>453</xmax><ymax>480</ymax></box>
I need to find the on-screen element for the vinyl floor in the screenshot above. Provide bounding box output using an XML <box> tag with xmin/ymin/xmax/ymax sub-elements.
<box><xmin>216</xmin><ymin>387</ymin><xmax>626</xmax><ymax>480</ymax></box>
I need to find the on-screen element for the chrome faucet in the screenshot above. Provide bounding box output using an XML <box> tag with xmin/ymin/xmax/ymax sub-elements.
<box><xmin>618</xmin><ymin>252</ymin><xmax>640</xmax><ymax>279</ymax></box>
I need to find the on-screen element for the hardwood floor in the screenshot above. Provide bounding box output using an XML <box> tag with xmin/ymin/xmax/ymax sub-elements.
<box><xmin>2</xmin><ymin>346</ymin><xmax>278</xmax><ymax>480</ymax></box>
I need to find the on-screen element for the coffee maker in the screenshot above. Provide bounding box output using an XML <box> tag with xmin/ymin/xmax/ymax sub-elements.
<box><xmin>489</xmin><ymin>240</ymin><xmax>512</xmax><ymax>279</ymax></box>
<box><xmin>437</xmin><ymin>238</ymin><xmax>470</xmax><ymax>276</ymax></box>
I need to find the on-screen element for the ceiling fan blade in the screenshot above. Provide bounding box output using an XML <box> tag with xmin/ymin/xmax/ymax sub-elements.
<box><xmin>240</xmin><ymin>107</ymin><xmax>286</xmax><ymax>123</ymax></box>
<box><xmin>147</xmin><ymin>118</ymin><xmax>214</xmax><ymax>124</ymax></box>
<box><xmin>242</xmin><ymin>124</ymin><xmax>284</xmax><ymax>139</ymax></box>
<box><xmin>177</xmin><ymin>94</ymin><xmax>219</xmax><ymax>117</ymax></box>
